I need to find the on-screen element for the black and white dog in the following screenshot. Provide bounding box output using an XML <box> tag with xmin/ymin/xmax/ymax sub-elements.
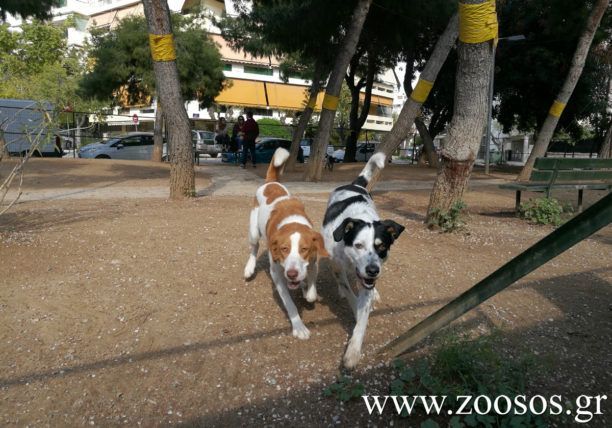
<box><xmin>322</xmin><ymin>153</ymin><xmax>404</xmax><ymax>368</ymax></box>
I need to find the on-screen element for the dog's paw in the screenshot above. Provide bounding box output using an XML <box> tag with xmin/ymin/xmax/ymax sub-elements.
<box><xmin>372</xmin><ymin>288</ymin><xmax>381</xmax><ymax>303</ymax></box>
<box><xmin>243</xmin><ymin>257</ymin><xmax>256</xmax><ymax>279</ymax></box>
<box><xmin>304</xmin><ymin>287</ymin><xmax>318</xmax><ymax>303</ymax></box>
<box><xmin>292</xmin><ymin>323</ymin><xmax>311</xmax><ymax>340</ymax></box>
<box><xmin>343</xmin><ymin>346</ymin><xmax>361</xmax><ymax>369</ymax></box>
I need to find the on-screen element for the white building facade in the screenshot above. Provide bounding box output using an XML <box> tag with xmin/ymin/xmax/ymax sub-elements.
<box><xmin>5</xmin><ymin>0</ymin><xmax>398</xmax><ymax>134</ymax></box>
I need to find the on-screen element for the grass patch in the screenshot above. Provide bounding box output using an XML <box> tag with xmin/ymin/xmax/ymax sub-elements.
<box><xmin>389</xmin><ymin>332</ymin><xmax>556</xmax><ymax>427</ymax></box>
<box><xmin>427</xmin><ymin>201</ymin><xmax>467</xmax><ymax>232</ymax></box>
<box><xmin>519</xmin><ymin>197</ymin><xmax>573</xmax><ymax>226</ymax></box>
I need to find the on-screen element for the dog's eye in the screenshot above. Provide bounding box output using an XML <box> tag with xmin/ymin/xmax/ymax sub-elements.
<box><xmin>281</xmin><ymin>246</ymin><xmax>289</xmax><ymax>253</ymax></box>
<box><xmin>354</xmin><ymin>243</ymin><xmax>364</xmax><ymax>250</ymax></box>
<box><xmin>377</xmin><ymin>244</ymin><xmax>386</xmax><ymax>251</ymax></box>
<box><xmin>300</xmin><ymin>247</ymin><xmax>308</xmax><ymax>253</ymax></box>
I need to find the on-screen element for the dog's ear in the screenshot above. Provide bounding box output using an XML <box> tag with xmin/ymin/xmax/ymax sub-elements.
<box><xmin>311</xmin><ymin>232</ymin><xmax>329</xmax><ymax>259</ymax></box>
<box><xmin>381</xmin><ymin>219</ymin><xmax>405</xmax><ymax>242</ymax></box>
<box><xmin>333</xmin><ymin>218</ymin><xmax>364</xmax><ymax>242</ymax></box>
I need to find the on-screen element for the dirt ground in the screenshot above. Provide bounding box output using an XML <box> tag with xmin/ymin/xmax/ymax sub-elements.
<box><xmin>0</xmin><ymin>158</ymin><xmax>610</xmax><ymax>426</ymax></box>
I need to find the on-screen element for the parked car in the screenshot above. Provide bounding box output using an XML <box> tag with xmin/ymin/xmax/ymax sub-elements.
<box><xmin>192</xmin><ymin>130</ymin><xmax>220</xmax><ymax>158</ymax></box>
<box><xmin>78</xmin><ymin>132</ymin><xmax>158</xmax><ymax>160</ymax></box>
<box><xmin>222</xmin><ymin>137</ymin><xmax>303</xmax><ymax>164</ymax></box>
<box><xmin>300</xmin><ymin>138</ymin><xmax>335</xmax><ymax>161</ymax></box>
<box><xmin>332</xmin><ymin>142</ymin><xmax>380</xmax><ymax>163</ymax></box>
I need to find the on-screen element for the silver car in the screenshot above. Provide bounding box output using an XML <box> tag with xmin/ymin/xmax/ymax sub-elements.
<box><xmin>78</xmin><ymin>132</ymin><xmax>158</xmax><ymax>160</ymax></box>
<box><xmin>192</xmin><ymin>130</ymin><xmax>221</xmax><ymax>158</ymax></box>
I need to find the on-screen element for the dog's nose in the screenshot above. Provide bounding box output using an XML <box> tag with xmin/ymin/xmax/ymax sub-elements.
<box><xmin>365</xmin><ymin>264</ymin><xmax>380</xmax><ymax>277</ymax></box>
<box><xmin>287</xmin><ymin>269</ymin><xmax>299</xmax><ymax>280</ymax></box>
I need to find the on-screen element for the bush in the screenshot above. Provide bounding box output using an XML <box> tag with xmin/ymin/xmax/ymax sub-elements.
<box><xmin>390</xmin><ymin>333</ymin><xmax>554</xmax><ymax>427</ymax></box>
<box><xmin>519</xmin><ymin>197</ymin><xmax>572</xmax><ymax>226</ymax></box>
<box><xmin>256</xmin><ymin>118</ymin><xmax>291</xmax><ymax>139</ymax></box>
<box><xmin>323</xmin><ymin>375</ymin><xmax>364</xmax><ymax>402</ymax></box>
<box><xmin>427</xmin><ymin>201</ymin><xmax>467</xmax><ymax>232</ymax></box>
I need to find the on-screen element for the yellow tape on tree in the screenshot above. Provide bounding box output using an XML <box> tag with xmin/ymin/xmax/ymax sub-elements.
<box><xmin>410</xmin><ymin>78</ymin><xmax>434</xmax><ymax>103</ymax></box>
<box><xmin>306</xmin><ymin>97</ymin><xmax>317</xmax><ymax>109</ymax></box>
<box><xmin>149</xmin><ymin>33</ymin><xmax>177</xmax><ymax>62</ymax></box>
<box><xmin>549</xmin><ymin>100</ymin><xmax>566</xmax><ymax>117</ymax></box>
<box><xmin>322</xmin><ymin>93</ymin><xmax>339</xmax><ymax>111</ymax></box>
<box><xmin>459</xmin><ymin>0</ymin><xmax>498</xmax><ymax>44</ymax></box>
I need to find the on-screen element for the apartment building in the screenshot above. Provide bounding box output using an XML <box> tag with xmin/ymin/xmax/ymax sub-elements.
<box><xmin>6</xmin><ymin>0</ymin><xmax>397</xmax><ymax>132</ymax></box>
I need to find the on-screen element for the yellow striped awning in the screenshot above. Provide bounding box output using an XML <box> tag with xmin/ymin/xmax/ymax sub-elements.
<box><xmin>214</xmin><ymin>79</ymin><xmax>326</xmax><ymax>111</ymax></box>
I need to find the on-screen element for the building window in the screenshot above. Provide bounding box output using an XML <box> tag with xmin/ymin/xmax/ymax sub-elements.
<box><xmin>244</xmin><ymin>66</ymin><xmax>273</xmax><ymax>76</ymax></box>
<box><xmin>223</xmin><ymin>64</ymin><xmax>232</xmax><ymax>71</ymax></box>
<box><xmin>376</xmin><ymin>105</ymin><xmax>392</xmax><ymax>118</ymax></box>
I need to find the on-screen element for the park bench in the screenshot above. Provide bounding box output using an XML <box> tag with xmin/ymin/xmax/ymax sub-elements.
<box><xmin>499</xmin><ymin>157</ymin><xmax>612</xmax><ymax>213</ymax></box>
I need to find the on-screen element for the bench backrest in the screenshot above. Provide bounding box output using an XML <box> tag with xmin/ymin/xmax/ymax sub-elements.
<box><xmin>530</xmin><ymin>158</ymin><xmax>612</xmax><ymax>183</ymax></box>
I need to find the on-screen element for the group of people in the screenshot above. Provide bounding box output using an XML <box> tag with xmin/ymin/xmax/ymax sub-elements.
<box><xmin>214</xmin><ymin>111</ymin><xmax>259</xmax><ymax>168</ymax></box>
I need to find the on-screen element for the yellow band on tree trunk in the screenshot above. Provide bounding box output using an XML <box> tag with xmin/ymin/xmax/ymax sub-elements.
<box><xmin>549</xmin><ymin>100</ymin><xmax>566</xmax><ymax>117</ymax></box>
<box><xmin>459</xmin><ymin>0</ymin><xmax>498</xmax><ymax>44</ymax></box>
<box><xmin>306</xmin><ymin>97</ymin><xmax>317</xmax><ymax>109</ymax></box>
<box><xmin>149</xmin><ymin>33</ymin><xmax>177</xmax><ymax>62</ymax></box>
<box><xmin>322</xmin><ymin>93</ymin><xmax>339</xmax><ymax>111</ymax></box>
<box><xmin>410</xmin><ymin>78</ymin><xmax>434</xmax><ymax>103</ymax></box>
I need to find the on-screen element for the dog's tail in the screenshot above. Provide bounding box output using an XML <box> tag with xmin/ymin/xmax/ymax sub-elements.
<box><xmin>265</xmin><ymin>148</ymin><xmax>290</xmax><ymax>183</ymax></box>
<box><xmin>352</xmin><ymin>152</ymin><xmax>386</xmax><ymax>188</ymax></box>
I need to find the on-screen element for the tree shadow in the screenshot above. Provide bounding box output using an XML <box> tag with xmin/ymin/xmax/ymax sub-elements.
<box><xmin>177</xmin><ymin>270</ymin><xmax>612</xmax><ymax>426</ymax></box>
<box><xmin>0</xmin><ymin>198</ymin><xmax>125</xmax><ymax>232</ymax></box>
<box><xmin>376</xmin><ymin>196</ymin><xmax>427</xmax><ymax>222</ymax></box>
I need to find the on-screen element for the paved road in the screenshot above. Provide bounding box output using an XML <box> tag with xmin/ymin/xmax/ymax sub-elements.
<box><xmin>8</xmin><ymin>160</ymin><xmax>507</xmax><ymax>202</ymax></box>
<box><xmin>199</xmin><ymin>163</ymin><xmax>506</xmax><ymax>197</ymax></box>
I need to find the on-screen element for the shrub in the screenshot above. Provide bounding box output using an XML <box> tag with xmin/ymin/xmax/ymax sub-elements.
<box><xmin>519</xmin><ymin>197</ymin><xmax>572</xmax><ymax>226</ymax></box>
<box><xmin>256</xmin><ymin>118</ymin><xmax>291</xmax><ymax>139</ymax></box>
<box><xmin>323</xmin><ymin>375</ymin><xmax>364</xmax><ymax>402</ymax></box>
<box><xmin>427</xmin><ymin>201</ymin><xmax>467</xmax><ymax>232</ymax></box>
<box><xmin>390</xmin><ymin>333</ymin><xmax>554</xmax><ymax>427</ymax></box>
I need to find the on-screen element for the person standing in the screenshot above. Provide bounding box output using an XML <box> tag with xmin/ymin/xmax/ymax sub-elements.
<box><xmin>215</xmin><ymin>117</ymin><xmax>230</xmax><ymax>152</ymax></box>
<box><xmin>231</xmin><ymin>115</ymin><xmax>245</xmax><ymax>164</ymax></box>
<box><xmin>241</xmin><ymin>111</ymin><xmax>259</xmax><ymax>168</ymax></box>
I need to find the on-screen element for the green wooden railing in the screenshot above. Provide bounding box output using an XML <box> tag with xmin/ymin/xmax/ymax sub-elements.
<box><xmin>381</xmin><ymin>192</ymin><xmax>612</xmax><ymax>357</ymax></box>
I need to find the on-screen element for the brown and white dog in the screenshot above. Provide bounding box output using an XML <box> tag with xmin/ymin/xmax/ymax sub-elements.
<box><xmin>244</xmin><ymin>148</ymin><xmax>328</xmax><ymax>339</ymax></box>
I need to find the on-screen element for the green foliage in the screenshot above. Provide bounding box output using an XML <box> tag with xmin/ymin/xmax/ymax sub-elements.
<box><xmin>0</xmin><ymin>20</ymin><xmax>102</xmax><ymax>113</ymax></box>
<box><xmin>391</xmin><ymin>333</ymin><xmax>551</xmax><ymax>427</ymax></box>
<box><xmin>427</xmin><ymin>201</ymin><xmax>467</xmax><ymax>232</ymax></box>
<box><xmin>0</xmin><ymin>0</ymin><xmax>59</xmax><ymax>20</ymax></box>
<box><xmin>496</xmin><ymin>0</ymin><xmax>612</xmax><ymax>142</ymax></box>
<box><xmin>81</xmin><ymin>12</ymin><xmax>225</xmax><ymax>108</ymax></box>
<box><xmin>323</xmin><ymin>375</ymin><xmax>365</xmax><ymax>402</ymax></box>
<box><xmin>420</xmin><ymin>0</ymin><xmax>612</xmax><ymax>146</ymax></box>
<box><xmin>257</xmin><ymin>118</ymin><xmax>291</xmax><ymax>139</ymax></box>
<box><xmin>519</xmin><ymin>197</ymin><xmax>572</xmax><ymax>226</ymax></box>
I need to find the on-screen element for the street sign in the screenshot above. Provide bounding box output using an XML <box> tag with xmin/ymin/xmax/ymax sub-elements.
<box><xmin>132</xmin><ymin>114</ymin><xmax>139</xmax><ymax>124</ymax></box>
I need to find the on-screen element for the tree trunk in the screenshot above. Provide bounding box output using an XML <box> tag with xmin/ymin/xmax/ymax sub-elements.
<box><xmin>344</xmin><ymin>63</ymin><xmax>364</xmax><ymax>164</ymax></box>
<box><xmin>286</xmin><ymin>61</ymin><xmax>325</xmax><ymax>170</ymax></box>
<box><xmin>75</xmin><ymin>114</ymin><xmax>87</xmax><ymax>149</ymax></box>
<box><xmin>304</xmin><ymin>0</ymin><xmax>372</xmax><ymax>181</ymax></box>
<box><xmin>142</xmin><ymin>0</ymin><xmax>194</xmax><ymax>199</ymax></box>
<box><xmin>152</xmin><ymin>98</ymin><xmax>163</xmax><ymax>162</ymax></box>
<box><xmin>599</xmin><ymin>122</ymin><xmax>612</xmax><ymax>159</ymax></box>
<box><xmin>426</xmin><ymin>1</ymin><xmax>496</xmax><ymax>225</ymax></box>
<box><xmin>367</xmin><ymin>12</ymin><xmax>458</xmax><ymax>190</ymax></box>
<box><xmin>517</xmin><ymin>0</ymin><xmax>609</xmax><ymax>181</ymax></box>
<box><xmin>345</xmin><ymin>53</ymin><xmax>376</xmax><ymax>163</ymax></box>
<box><xmin>415</xmin><ymin>116</ymin><xmax>439</xmax><ymax>167</ymax></box>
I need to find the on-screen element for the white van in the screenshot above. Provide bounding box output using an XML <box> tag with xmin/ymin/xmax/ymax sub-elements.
<box><xmin>0</xmin><ymin>99</ymin><xmax>63</xmax><ymax>157</ymax></box>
